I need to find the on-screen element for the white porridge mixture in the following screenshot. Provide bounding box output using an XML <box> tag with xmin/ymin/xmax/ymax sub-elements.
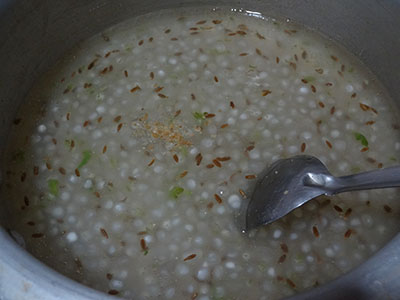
<box><xmin>2</xmin><ymin>8</ymin><xmax>400</xmax><ymax>300</ymax></box>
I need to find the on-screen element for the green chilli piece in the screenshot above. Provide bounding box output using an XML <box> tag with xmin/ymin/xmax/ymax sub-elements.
<box><xmin>303</xmin><ymin>76</ymin><xmax>316</xmax><ymax>82</ymax></box>
<box><xmin>48</xmin><ymin>179</ymin><xmax>59</xmax><ymax>196</ymax></box>
<box><xmin>169</xmin><ymin>186</ymin><xmax>184</xmax><ymax>199</ymax></box>
<box><xmin>354</xmin><ymin>132</ymin><xmax>368</xmax><ymax>147</ymax></box>
<box><xmin>193</xmin><ymin>111</ymin><xmax>206</xmax><ymax>120</ymax></box>
<box><xmin>77</xmin><ymin>150</ymin><xmax>92</xmax><ymax>169</ymax></box>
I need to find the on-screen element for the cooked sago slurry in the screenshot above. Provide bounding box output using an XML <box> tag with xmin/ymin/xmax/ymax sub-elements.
<box><xmin>3</xmin><ymin>8</ymin><xmax>400</xmax><ymax>300</ymax></box>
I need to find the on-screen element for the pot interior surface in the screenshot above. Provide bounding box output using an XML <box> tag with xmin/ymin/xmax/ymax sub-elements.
<box><xmin>0</xmin><ymin>1</ymin><xmax>399</xmax><ymax>299</ymax></box>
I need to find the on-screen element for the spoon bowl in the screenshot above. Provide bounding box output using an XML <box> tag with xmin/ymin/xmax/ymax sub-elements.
<box><xmin>246</xmin><ymin>155</ymin><xmax>400</xmax><ymax>231</ymax></box>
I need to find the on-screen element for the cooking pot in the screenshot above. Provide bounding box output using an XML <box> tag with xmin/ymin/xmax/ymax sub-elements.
<box><xmin>0</xmin><ymin>0</ymin><xmax>399</xmax><ymax>299</ymax></box>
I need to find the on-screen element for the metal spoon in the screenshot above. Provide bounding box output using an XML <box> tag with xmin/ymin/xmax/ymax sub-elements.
<box><xmin>245</xmin><ymin>155</ymin><xmax>400</xmax><ymax>231</ymax></box>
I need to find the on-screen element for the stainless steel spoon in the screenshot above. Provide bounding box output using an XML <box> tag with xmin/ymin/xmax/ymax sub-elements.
<box><xmin>245</xmin><ymin>155</ymin><xmax>400</xmax><ymax>231</ymax></box>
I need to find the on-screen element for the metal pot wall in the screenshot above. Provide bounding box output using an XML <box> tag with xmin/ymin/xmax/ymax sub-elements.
<box><xmin>0</xmin><ymin>1</ymin><xmax>399</xmax><ymax>299</ymax></box>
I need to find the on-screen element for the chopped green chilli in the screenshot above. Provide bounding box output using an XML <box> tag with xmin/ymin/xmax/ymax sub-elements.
<box><xmin>169</xmin><ymin>186</ymin><xmax>184</xmax><ymax>199</ymax></box>
<box><xmin>48</xmin><ymin>179</ymin><xmax>59</xmax><ymax>196</ymax></box>
<box><xmin>354</xmin><ymin>132</ymin><xmax>368</xmax><ymax>147</ymax></box>
<box><xmin>77</xmin><ymin>150</ymin><xmax>92</xmax><ymax>169</ymax></box>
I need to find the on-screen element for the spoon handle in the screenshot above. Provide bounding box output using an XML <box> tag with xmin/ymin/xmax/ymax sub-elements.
<box><xmin>328</xmin><ymin>165</ymin><xmax>400</xmax><ymax>194</ymax></box>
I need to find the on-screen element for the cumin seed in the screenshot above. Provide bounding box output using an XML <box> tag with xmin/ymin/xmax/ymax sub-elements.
<box><xmin>239</xmin><ymin>189</ymin><xmax>247</xmax><ymax>197</ymax></box>
<box><xmin>108</xmin><ymin>290</ymin><xmax>119</xmax><ymax>295</ymax></box>
<box><xmin>195</xmin><ymin>153</ymin><xmax>203</xmax><ymax>166</ymax></box>
<box><xmin>87</xmin><ymin>59</ymin><xmax>98</xmax><ymax>70</ymax></box>
<box><xmin>311</xmin><ymin>85</ymin><xmax>316</xmax><ymax>93</ymax></box>
<box><xmin>384</xmin><ymin>204</ymin><xmax>392</xmax><ymax>213</ymax></box>
<box><xmin>59</xmin><ymin>167</ymin><xmax>66</xmax><ymax>175</ymax></box>
<box><xmin>287</xmin><ymin>279</ymin><xmax>296</xmax><ymax>288</ymax></box>
<box><xmin>213</xmin><ymin>159</ymin><xmax>222</xmax><ymax>168</ymax></box>
<box><xmin>217</xmin><ymin>156</ymin><xmax>231</xmax><ymax>161</ymax></box>
<box><xmin>278</xmin><ymin>254</ymin><xmax>286</xmax><ymax>263</ymax></box>
<box><xmin>344</xmin><ymin>208</ymin><xmax>352</xmax><ymax>218</ymax></box>
<box><xmin>344</xmin><ymin>229</ymin><xmax>353</xmax><ymax>238</ymax></box>
<box><xmin>315</xmin><ymin>68</ymin><xmax>324</xmax><ymax>74</ymax></box>
<box><xmin>173</xmin><ymin>154</ymin><xmax>179</xmax><ymax>163</ymax></box>
<box><xmin>100</xmin><ymin>228</ymin><xmax>109</xmax><ymax>239</ymax></box>
<box><xmin>301</xmin><ymin>142</ymin><xmax>306</xmax><ymax>152</ymax></box>
<box><xmin>148</xmin><ymin>159</ymin><xmax>155</xmax><ymax>167</ymax></box>
<box><xmin>360</xmin><ymin>103</ymin><xmax>369</xmax><ymax>111</ymax></box>
<box><xmin>246</xmin><ymin>145</ymin><xmax>255</xmax><ymax>152</ymax></box>
<box><xmin>333</xmin><ymin>205</ymin><xmax>343</xmax><ymax>212</ymax></box>
<box><xmin>184</xmin><ymin>254</ymin><xmax>197</xmax><ymax>261</ymax></box>
<box><xmin>312</xmin><ymin>226</ymin><xmax>320</xmax><ymax>237</ymax></box>
<box><xmin>256</xmin><ymin>32</ymin><xmax>265</xmax><ymax>39</ymax></box>
<box><xmin>214</xmin><ymin>194</ymin><xmax>222</xmax><ymax>204</ymax></box>
<box><xmin>140</xmin><ymin>238</ymin><xmax>148</xmax><ymax>250</ymax></box>
<box><xmin>245</xmin><ymin>174</ymin><xmax>256</xmax><ymax>179</ymax></box>
<box><xmin>325</xmin><ymin>140</ymin><xmax>333</xmax><ymax>149</ymax></box>
<box><xmin>32</xmin><ymin>233</ymin><xmax>44</xmax><ymax>238</ymax></box>
<box><xmin>262</xmin><ymin>89</ymin><xmax>272</xmax><ymax>96</ymax></box>
<box><xmin>130</xmin><ymin>85</ymin><xmax>141</xmax><ymax>93</ymax></box>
